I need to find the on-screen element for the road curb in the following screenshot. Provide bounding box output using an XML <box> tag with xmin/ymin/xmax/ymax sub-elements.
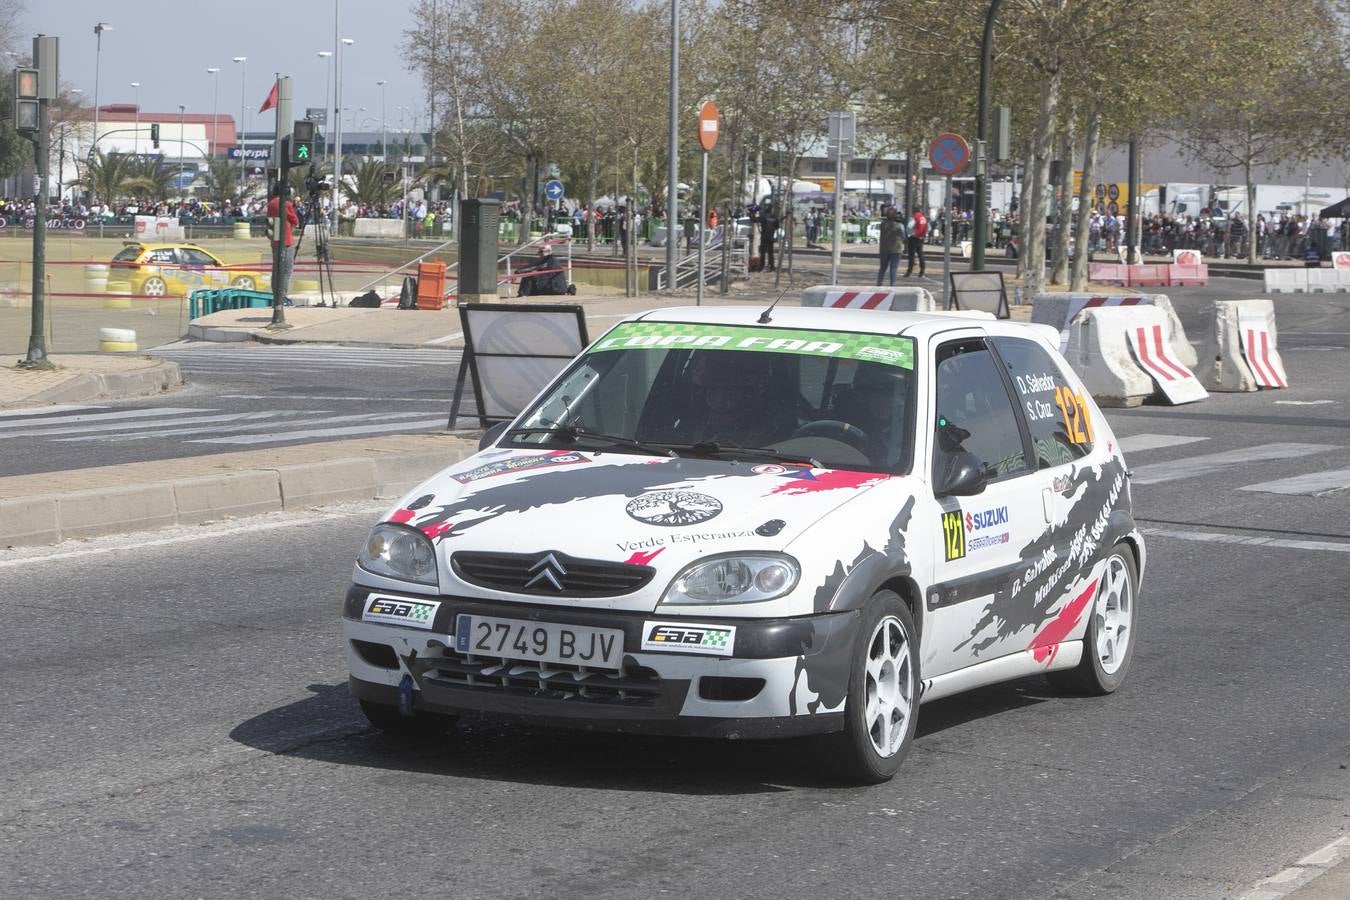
<box><xmin>0</xmin><ymin>441</ymin><xmax>476</xmax><ymax>548</ymax></box>
<box><xmin>16</xmin><ymin>359</ymin><xmax>184</xmax><ymax>406</ymax></box>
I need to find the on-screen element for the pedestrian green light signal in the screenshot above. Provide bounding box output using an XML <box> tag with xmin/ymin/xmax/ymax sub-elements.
<box><xmin>291</xmin><ymin>120</ymin><xmax>316</xmax><ymax>164</ymax></box>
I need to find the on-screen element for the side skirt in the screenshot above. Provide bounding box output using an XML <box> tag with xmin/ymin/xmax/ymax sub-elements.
<box><xmin>919</xmin><ymin>641</ymin><xmax>1083</xmax><ymax>703</ymax></box>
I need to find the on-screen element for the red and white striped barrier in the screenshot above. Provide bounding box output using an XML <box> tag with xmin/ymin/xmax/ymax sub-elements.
<box><xmin>1032</xmin><ymin>293</ymin><xmax>1195</xmax><ymax>368</ymax></box>
<box><xmin>800</xmin><ymin>284</ymin><xmax>936</xmax><ymax>312</ymax></box>
<box><xmin>1064</xmin><ymin>306</ymin><xmax>1196</xmax><ymax>407</ymax></box>
<box><xmin>1198</xmin><ymin>299</ymin><xmax>1288</xmax><ymax>392</ymax></box>
<box><xmin>1125</xmin><ymin>321</ymin><xmax>1208</xmax><ymax>404</ymax></box>
<box><xmin>1238</xmin><ymin>313</ymin><xmax>1288</xmax><ymax>388</ymax></box>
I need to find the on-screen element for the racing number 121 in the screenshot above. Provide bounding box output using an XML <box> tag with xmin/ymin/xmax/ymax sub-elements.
<box><xmin>1054</xmin><ymin>386</ymin><xmax>1093</xmax><ymax>445</ymax></box>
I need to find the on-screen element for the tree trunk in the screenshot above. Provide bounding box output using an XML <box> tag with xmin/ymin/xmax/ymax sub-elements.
<box><xmin>1246</xmin><ymin>160</ymin><xmax>1257</xmax><ymax>263</ymax></box>
<box><xmin>1070</xmin><ymin>101</ymin><xmax>1103</xmax><ymax>291</ymax></box>
<box><xmin>1023</xmin><ymin>70</ymin><xmax>1061</xmax><ymax>298</ymax></box>
<box><xmin>1016</xmin><ymin>143</ymin><xmax>1034</xmax><ymax>284</ymax></box>
<box><xmin>520</xmin><ymin>153</ymin><xmax>535</xmax><ymax>247</ymax></box>
<box><xmin>1050</xmin><ymin>114</ymin><xmax>1076</xmax><ymax>285</ymax></box>
<box><xmin>750</xmin><ymin>138</ymin><xmax>763</xmax><ymax>259</ymax></box>
<box><xmin>586</xmin><ymin>154</ymin><xmax>599</xmax><ymax>253</ymax></box>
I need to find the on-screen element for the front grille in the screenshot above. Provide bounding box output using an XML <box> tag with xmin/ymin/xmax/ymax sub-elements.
<box><xmin>452</xmin><ymin>550</ymin><xmax>655</xmax><ymax>598</ymax></box>
<box><xmin>418</xmin><ymin>650</ymin><xmax>663</xmax><ymax>706</ymax></box>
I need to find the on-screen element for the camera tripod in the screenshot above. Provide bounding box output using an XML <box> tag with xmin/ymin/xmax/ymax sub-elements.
<box><xmin>292</xmin><ymin>174</ymin><xmax>338</xmax><ymax>306</ymax></box>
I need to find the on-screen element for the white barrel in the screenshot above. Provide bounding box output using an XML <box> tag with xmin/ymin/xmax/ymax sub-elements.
<box><xmin>98</xmin><ymin>327</ymin><xmax>137</xmax><ymax>352</ymax></box>
<box><xmin>84</xmin><ymin>264</ymin><xmax>110</xmax><ymax>294</ymax></box>
<box><xmin>104</xmin><ymin>280</ymin><xmax>132</xmax><ymax>309</ymax></box>
<box><xmin>233</xmin><ymin>221</ymin><xmax>251</xmax><ymax>239</ymax></box>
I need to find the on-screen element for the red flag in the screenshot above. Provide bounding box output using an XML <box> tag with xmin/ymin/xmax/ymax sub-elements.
<box><xmin>258</xmin><ymin>80</ymin><xmax>278</xmax><ymax>113</ymax></box>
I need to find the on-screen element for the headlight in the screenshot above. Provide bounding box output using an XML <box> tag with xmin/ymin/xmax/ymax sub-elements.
<box><xmin>662</xmin><ymin>554</ymin><xmax>799</xmax><ymax>605</ymax></box>
<box><xmin>357</xmin><ymin>523</ymin><xmax>439</xmax><ymax>586</ymax></box>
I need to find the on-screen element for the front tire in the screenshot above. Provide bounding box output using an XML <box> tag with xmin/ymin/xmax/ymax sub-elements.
<box><xmin>829</xmin><ymin>591</ymin><xmax>920</xmax><ymax>784</ymax></box>
<box><xmin>141</xmin><ymin>276</ymin><xmax>168</xmax><ymax>296</ymax></box>
<box><xmin>231</xmin><ymin>276</ymin><xmax>257</xmax><ymax>291</ymax></box>
<box><xmin>358</xmin><ymin>699</ymin><xmax>458</xmax><ymax>738</ymax></box>
<box><xmin>1047</xmin><ymin>544</ymin><xmax>1138</xmax><ymax>695</ymax></box>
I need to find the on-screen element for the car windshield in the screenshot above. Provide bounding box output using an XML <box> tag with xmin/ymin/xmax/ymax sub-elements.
<box><xmin>507</xmin><ymin>321</ymin><xmax>917</xmax><ymax>473</ymax></box>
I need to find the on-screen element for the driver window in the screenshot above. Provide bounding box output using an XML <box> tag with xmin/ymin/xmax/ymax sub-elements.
<box><xmin>932</xmin><ymin>340</ymin><xmax>1028</xmax><ymax>482</ymax></box>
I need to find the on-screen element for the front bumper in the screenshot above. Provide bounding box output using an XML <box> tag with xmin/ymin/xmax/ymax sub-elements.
<box><xmin>343</xmin><ymin>585</ymin><xmax>858</xmax><ymax>738</ymax></box>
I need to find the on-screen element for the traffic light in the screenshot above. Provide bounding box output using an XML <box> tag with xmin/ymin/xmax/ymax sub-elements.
<box><xmin>13</xmin><ymin>67</ymin><xmax>38</xmax><ymax>134</ymax></box>
<box><xmin>150</xmin><ymin>123</ymin><xmax>159</xmax><ymax>149</ymax></box>
<box><xmin>291</xmin><ymin>120</ymin><xmax>315</xmax><ymax>163</ymax></box>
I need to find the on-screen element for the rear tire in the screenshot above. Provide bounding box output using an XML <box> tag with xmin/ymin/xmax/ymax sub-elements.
<box><xmin>1046</xmin><ymin>544</ymin><xmax>1138</xmax><ymax>695</ymax></box>
<box><xmin>828</xmin><ymin>591</ymin><xmax>920</xmax><ymax>784</ymax></box>
<box><xmin>141</xmin><ymin>276</ymin><xmax>167</xmax><ymax>296</ymax></box>
<box><xmin>358</xmin><ymin>699</ymin><xmax>458</xmax><ymax>738</ymax></box>
<box><xmin>231</xmin><ymin>276</ymin><xmax>257</xmax><ymax>291</ymax></box>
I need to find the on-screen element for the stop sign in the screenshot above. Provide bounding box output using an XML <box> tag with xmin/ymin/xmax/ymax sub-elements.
<box><xmin>697</xmin><ymin>101</ymin><xmax>719</xmax><ymax>152</ymax></box>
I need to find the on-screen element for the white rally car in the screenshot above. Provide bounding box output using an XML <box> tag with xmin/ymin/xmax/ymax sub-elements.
<box><xmin>343</xmin><ymin>305</ymin><xmax>1144</xmax><ymax>782</ymax></box>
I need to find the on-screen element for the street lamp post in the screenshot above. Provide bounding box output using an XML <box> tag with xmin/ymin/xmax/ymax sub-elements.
<box><xmin>377</xmin><ymin>79</ymin><xmax>387</xmax><ymax>160</ymax></box>
<box><xmin>93</xmin><ymin>23</ymin><xmax>112</xmax><ymax>163</ymax></box>
<box><xmin>317</xmin><ymin>51</ymin><xmax>333</xmax><ymax>163</ymax></box>
<box><xmin>332</xmin><ymin>32</ymin><xmax>354</xmax><ymax>225</ymax></box>
<box><xmin>178</xmin><ymin>104</ymin><xmax>187</xmax><ymax>199</ymax></box>
<box><xmin>233</xmin><ymin>56</ymin><xmax>247</xmax><ymax>203</ymax></box>
<box><xmin>971</xmin><ymin>0</ymin><xmax>1002</xmax><ymax>271</ymax></box>
<box><xmin>206</xmin><ymin>67</ymin><xmax>220</xmax><ymax>159</ymax></box>
<box><xmin>131</xmin><ymin>81</ymin><xmax>141</xmax><ymax>155</ymax></box>
<box><xmin>665</xmin><ymin>0</ymin><xmax>679</xmax><ymax>289</ymax></box>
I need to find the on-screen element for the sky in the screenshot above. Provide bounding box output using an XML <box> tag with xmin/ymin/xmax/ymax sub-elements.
<box><xmin>22</xmin><ymin>0</ymin><xmax>425</xmax><ymax>135</ymax></box>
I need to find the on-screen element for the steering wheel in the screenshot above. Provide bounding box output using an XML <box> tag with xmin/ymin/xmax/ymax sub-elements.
<box><xmin>791</xmin><ymin>419</ymin><xmax>871</xmax><ymax>453</ymax></box>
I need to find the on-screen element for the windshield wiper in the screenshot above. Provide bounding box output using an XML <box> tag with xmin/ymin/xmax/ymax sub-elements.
<box><xmin>505</xmin><ymin>425</ymin><xmax>675</xmax><ymax>457</ymax></box>
<box><xmin>677</xmin><ymin>441</ymin><xmax>821</xmax><ymax>468</ymax></box>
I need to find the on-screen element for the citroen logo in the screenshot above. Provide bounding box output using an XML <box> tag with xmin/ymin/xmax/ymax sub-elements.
<box><xmin>524</xmin><ymin>552</ymin><xmax>568</xmax><ymax>591</ymax></box>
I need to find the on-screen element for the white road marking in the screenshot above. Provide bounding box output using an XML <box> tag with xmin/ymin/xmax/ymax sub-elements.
<box><xmin>426</xmin><ymin>331</ymin><xmax>463</xmax><ymax>344</ymax></box>
<box><xmin>0</xmin><ymin>411</ymin><xmax>265</xmax><ymax>439</ymax></box>
<box><xmin>1140</xmin><ymin>526</ymin><xmax>1350</xmax><ymax>554</ymax></box>
<box><xmin>1129</xmin><ymin>443</ymin><xmax>1337</xmax><ymax>486</ymax></box>
<box><xmin>1238</xmin><ymin>834</ymin><xmax>1350</xmax><ymax>899</ymax></box>
<box><xmin>0</xmin><ymin>407</ymin><xmax>201</xmax><ymax>431</ymax></box>
<box><xmin>1273</xmin><ymin>400</ymin><xmax>1336</xmax><ymax>406</ymax></box>
<box><xmin>0</xmin><ymin>404</ymin><xmax>106</xmax><ymax>419</ymax></box>
<box><xmin>1237</xmin><ymin>468</ymin><xmax>1350</xmax><ymax>496</ymax></box>
<box><xmin>221</xmin><ymin>394</ymin><xmax>448</xmax><ymax>404</ymax></box>
<box><xmin>189</xmin><ymin>417</ymin><xmax>448</xmax><ymax>444</ymax></box>
<box><xmin>1117</xmin><ymin>433</ymin><xmax>1211</xmax><ymax>453</ymax></box>
<box><xmin>0</xmin><ymin>506</ymin><xmax>378</xmax><ymax>570</ymax></box>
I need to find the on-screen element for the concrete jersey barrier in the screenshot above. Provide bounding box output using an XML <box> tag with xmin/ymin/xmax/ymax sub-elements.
<box><xmin>1065</xmin><ymin>305</ymin><xmax>1207</xmax><ymax>407</ymax></box>
<box><xmin>1032</xmin><ymin>292</ymin><xmax>1196</xmax><ymax>368</ymax></box>
<box><xmin>1197</xmin><ymin>298</ymin><xmax>1288</xmax><ymax>392</ymax></box>
<box><xmin>800</xmin><ymin>285</ymin><xmax>936</xmax><ymax>312</ymax></box>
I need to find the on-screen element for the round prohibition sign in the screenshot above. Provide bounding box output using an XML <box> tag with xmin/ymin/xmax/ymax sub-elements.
<box><xmin>928</xmin><ymin>132</ymin><xmax>971</xmax><ymax>177</ymax></box>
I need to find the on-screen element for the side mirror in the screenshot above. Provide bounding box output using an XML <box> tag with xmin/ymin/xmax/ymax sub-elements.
<box><xmin>478</xmin><ymin>421</ymin><xmax>509</xmax><ymax>451</ymax></box>
<box><xmin>936</xmin><ymin>450</ymin><xmax>988</xmax><ymax>497</ymax></box>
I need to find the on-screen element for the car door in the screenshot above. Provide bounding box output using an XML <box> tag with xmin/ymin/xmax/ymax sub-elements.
<box><xmin>921</xmin><ymin>333</ymin><xmax>1045</xmax><ymax>679</ymax></box>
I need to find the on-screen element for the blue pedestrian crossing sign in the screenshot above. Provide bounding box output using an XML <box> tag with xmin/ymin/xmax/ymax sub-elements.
<box><xmin>544</xmin><ymin>179</ymin><xmax>565</xmax><ymax>201</ymax></box>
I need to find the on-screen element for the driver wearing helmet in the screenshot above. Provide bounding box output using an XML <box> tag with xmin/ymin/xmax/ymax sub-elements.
<box><xmin>686</xmin><ymin>351</ymin><xmax>784</xmax><ymax>446</ymax></box>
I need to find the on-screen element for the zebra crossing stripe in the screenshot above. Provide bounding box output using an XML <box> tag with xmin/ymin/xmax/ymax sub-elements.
<box><xmin>1237</xmin><ymin>468</ymin><xmax>1350</xmax><ymax>496</ymax></box>
<box><xmin>0</xmin><ymin>405</ymin><xmax>105</xmax><ymax>419</ymax></box>
<box><xmin>0</xmin><ymin>407</ymin><xmax>201</xmax><ymax>431</ymax></box>
<box><xmin>1117</xmin><ymin>433</ymin><xmax>1210</xmax><ymax>453</ymax></box>
<box><xmin>1129</xmin><ymin>442</ymin><xmax>1337</xmax><ymax>485</ymax></box>
<box><xmin>1141</xmin><ymin>526</ymin><xmax>1350</xmax><ymax>555</ymax></box>
<box><xmin>190</xmin><ymin>418</ymin><xmax>448</xmax><ymax>445</ymax></box>
<box><xmin>0</xmin><ymin>411</ymin><xmax>275</xmax><ymax>439</ymax></box>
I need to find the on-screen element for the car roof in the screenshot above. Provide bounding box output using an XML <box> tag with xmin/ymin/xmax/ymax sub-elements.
<box><xmin>123</xmin><ymin>242</ymin><xmax>208</xmax><ymax>251</ymax></box>
<box><xmin>629</xmin><ymin>304</ymin><xmax>1053</xmax><ymax>344</ymax></box>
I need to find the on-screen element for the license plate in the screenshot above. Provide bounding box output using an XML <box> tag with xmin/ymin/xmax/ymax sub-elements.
<box><xmin>455</xmin><ymin>614</ymin><xmax>624</xmax><ymax>671</ymax></box>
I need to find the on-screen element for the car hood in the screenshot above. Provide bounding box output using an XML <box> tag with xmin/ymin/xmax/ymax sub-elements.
<box><xmin>380</xmin><ymin>448</ymin><xmax>895</xmax><ymax>611</ymax></box>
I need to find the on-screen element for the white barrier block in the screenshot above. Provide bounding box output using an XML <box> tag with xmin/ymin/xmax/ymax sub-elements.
<box><xmin>1305</xmin><ymin>268</ymin><xmax>1339</xmax><ymax>293</ymax></box>
<box><xmin>1124</xmin><ymin>315</ymin><xmax>1208</xmax><ymax>404</ymax></box>
<box><xmin>1032</xmin><ymin>292</ymin><xmax>1195</xmax><ymax>368</ymax></box>
<box><xmin>1198</xmin><ymin>299</ymin><xmax>1289</xmax><ymax>391</ymax></box>
<box><xmin>1337</xmin><ymin>268</ymin><xmax>1350</xmax><ymax>289</ymax></box>
<box><xmin>352</xmin><ymin>218</ymin><xmax>406</xmax><ymax>238</ymax></box>
<box><xmin>1064</xmin><ymin>308</ymin><xmax>1160</xmax><ymax>408</ymax></box>
<box><xmin>1263</xmin><ymin>268</ymin><xmax>1306</xmax><ymax>293</ymax></box>
<box><xmin>800</xmin><ymin>285</ymin><xmax>935</xmax><ymax>312</ymax></box>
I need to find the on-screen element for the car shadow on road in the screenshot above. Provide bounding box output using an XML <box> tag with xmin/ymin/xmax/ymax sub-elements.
<box><xmin>230</xmin><ymin>678</ymin><xmax>1057</xmax><ymax>795</ymax></box>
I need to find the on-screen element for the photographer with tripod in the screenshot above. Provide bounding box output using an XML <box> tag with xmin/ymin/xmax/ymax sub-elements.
<box><xmin>267</xmin><ymin>182</ymin><xmax>300</xmax><ymax>301</ymax></box>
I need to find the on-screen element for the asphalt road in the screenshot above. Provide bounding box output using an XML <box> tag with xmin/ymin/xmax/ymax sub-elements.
<box><xmin>1</xmin><ymin>329</ymin><xmax>1347</xmax><ymax>897</ymax></box>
